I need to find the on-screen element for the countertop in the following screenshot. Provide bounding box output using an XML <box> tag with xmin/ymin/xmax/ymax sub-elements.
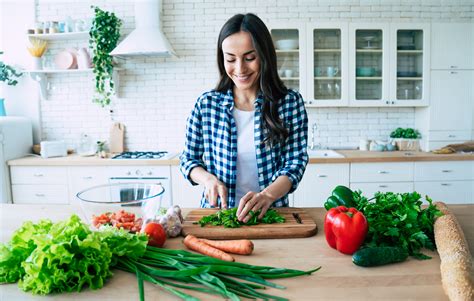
<box><xmin>1</xmin><ymin>204</ymin><xmax>473</xmax><ymax>300</ymax></box>
<box><xmin>7</xmin><ymin>150</ymin><xmax>474</xmax><ymax>166</ymax></box>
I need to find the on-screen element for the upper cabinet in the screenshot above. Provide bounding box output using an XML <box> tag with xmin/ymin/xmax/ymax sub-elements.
<box><xmin>269</xmin><ymin>23</ymin><xmax>307</xmax><ymax>100</ymax></box>
<box><xmin>431</xmin><ymin>23</ymin><xmax>473</xmax><ymax>70</ymax></box>
<box><xmin>306</xmin><ymin>23</ymin><xmax>349</xmax><ymax>106</ymax></box>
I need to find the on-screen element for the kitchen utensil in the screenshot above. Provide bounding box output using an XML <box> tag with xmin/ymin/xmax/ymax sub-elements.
<box><xmin>182</xmin><ymin>208</ymin><xmax>317</xmax><ymax>239</ymax></box>
<box><xmin>327</xmin><ymin>66</ymin><xmax>339</xmax><ymax>77</ymax></box>
<box><xmin>397</xmin><ymin>71</ymin><xmax>417</xmax><ymax>77</ymax></box>
<box><xmin>109</xmin><ymin>122</ymin><xmax>125</xmax><ymax>153</ymax></box>
<box><xmin>284</xmin><ymin>69</ymin><xmax>293</xmax><ymax>77</ymax></box>
<box><xmin>77</xmin><ymin>47</ymin><xmax>92</xmax><ymax>69</ymax></box>
<box><xmin>356</xmin><ymin>67</ymin><xmax>376</xmax><ymax>77</ymax></box>
<box><xmin>77</xmin><ymin>183</ymin><xmax>164</xmax><ymax>227</ymax></box>
<box><xmin>54</xmin><ymin>49</ymin><xmax>77</xmax><ymax>69</ymax></box>
<box><xmin>275</xmin><ymin>39</ymin><xmax>298</xmax><ymax>50</ymax></box>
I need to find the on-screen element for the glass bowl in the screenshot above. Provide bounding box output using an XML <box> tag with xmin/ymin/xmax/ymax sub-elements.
<box><xmin>76</xmin><ymin>182</ymin><xmax>164</xmax><ymax>232</ymax></box>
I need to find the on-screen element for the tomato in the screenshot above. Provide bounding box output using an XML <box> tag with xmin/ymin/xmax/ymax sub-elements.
<box><xmin>143</xmin><ymin>222</ymin><xmax>166</xmax><ymax>247</ymax></box>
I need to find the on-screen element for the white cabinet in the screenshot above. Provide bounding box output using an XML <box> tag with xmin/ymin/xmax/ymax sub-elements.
<box><xmin>293</xmin><ymin>164</ymin><xmax>350</xmax><ymax>207</ymax></box>
<box><xmin>10</xmin><ymin>166</ymin><xmax>69</xmax><ymax>204</ymax></box>
<box><xmin>170</xmin><ymin>166</ymin><xmax>203</xmax><ymax>208</ymax></box>
<box><xmin>305</xmin><ymin>23</ymin><xmax>349</xmax><ymax>107</ymax></box>
<box><xmin>414</xmin><ymin>162</ymin><xmax>474</xmax><ymax>204</ymax></box>
<box><xmin>269</xmin><ymin>23</ymin><xmax>308</xmax><ymax>100</ymax></box>
<box><xmin>431</xmin><ymin>23</ymin><xmax>473</xmax><ymax>70</ymax></box>
<box><xmin>350</xmin><ymin>162</ymin><xmax>414</xmax><ymax>197</ymax></box>
<box><xmin>68</xmin><ymin>166</ymin><xmax>108</xmax><ymax>204</ymax></box>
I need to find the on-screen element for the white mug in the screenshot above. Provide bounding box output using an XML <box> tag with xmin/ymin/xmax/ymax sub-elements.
<box><xmin>327</xmin><ymin>67</ymin><xmax>339</xmax><ymax>77</ymax></box>
<box><xmin>359</xmin><ymin>139</ymin><xmax>370</xmax><ymax>151</ymax></box>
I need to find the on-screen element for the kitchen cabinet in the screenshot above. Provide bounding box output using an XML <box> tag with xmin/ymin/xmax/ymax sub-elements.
<box><xmin>171</xmin><ymin>166</ymin><xmax>203</xmax><ymax>208</ymax></box>
<box><xmin>10</xmin><ymin>166</ymin><xmax>69</xmax><ymax>204</ymax></box>
<box><xmin>305</xmin><ymin>23</ymin><xmax>349</xmax><ymax>107</ymax></box>
<box><xmin>349</xmin><ymin>23</ymin><xmax>430</xmax><ymax>107</ymax></box>
<box><xmin>293</xmin><ymin>163</ymin><xmax>350</xmax><ymax>207</ymax></box>
<box><xmin>68</xmin><ymin>166</ymin><xmax>108</xmax><ymax>204</ymax></box>
<box><xmin>349</xmin><ymin>162</ymin><xmax>414</xmax><ymax>196</ymax></box>
<box><xmin>431</xmin><ymin>23</ymin><xmax>473</xmax><ymax>70</ymax></box>
<box><xmin>414</xmin><ymin>161</ymin><xmax>474</xmax><ymax>204</ymax></box>
<box><xmin>269</xmin><ymin>23</ymin><xmax>308</xmax><ymax>100</ymax></box>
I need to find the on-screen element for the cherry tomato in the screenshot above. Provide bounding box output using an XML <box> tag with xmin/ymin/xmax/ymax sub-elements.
<box><xmin>143</xmin><ymin>222</ymin><xmax>166</xmax><ymax>247</ymax></box>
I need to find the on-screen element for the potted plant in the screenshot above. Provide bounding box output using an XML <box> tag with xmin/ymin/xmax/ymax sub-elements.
<box><xmin>0</xmin><ymin>51</ymin><xmax>23</xmax><ymax>116</ymax></box>
<box><xmin>389</xmin><ymin>127</ymin><xmax>422</xmax><ymax>151</ymax></box>
<box><xmin>89</xmin><ymin>6</ymin><xmax>122</xmax><ymax>107</ymax></box>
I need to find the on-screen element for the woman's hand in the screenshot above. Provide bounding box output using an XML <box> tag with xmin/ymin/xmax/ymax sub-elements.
<box><xmin>236</xmin><ymin>191</ymin><xmax>274</xmax><ymax>222</ymax></box>
<box><xmin>203</xmin><ymin>176</ymin><xmax>228</xmax><ymax>208</ymax></box>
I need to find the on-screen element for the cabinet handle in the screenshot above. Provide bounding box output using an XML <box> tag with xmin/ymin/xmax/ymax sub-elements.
<box><xmin>33</xmin><ymin>173</ymin><xmax>44</xmax><ymax>177</ymax></box>
<box><xmin>317</xmin><ymin>174</ymin><xmax>327</xmax><ymax>178</ymax></box>
<box><xmin>448</xmin><ymin>134</ymin><xmax>456</xmax><ymax>138</ymax></box>
<box><xmin>391</xmin><ymin>101</ymin><xmax>395</xmax><ymax>104</ymax></box>
<box><xmin>379</xmin><ymin>185</ymin><xmax>388</xmax><ymax>188</ymax></box>
<box><xmin>378</xmin><ymin>171</ymin><xmax>389</xmax><ymax>174</ymax></box>
<box><xmin>441</xmin><ymin>183</ymin><xmax>451</xmax><ymax>186</ymax></box>
<box><xmin>83</xmin><ymin>176</ymin><xmax>93</xmax><ymax>179</ymax></box>
<box><xmin>450</xmin><ymin>66</ymin><xmax>458</xmax><ymax>69</ymax></box>
<box><xmin>441</xmin><ymin>170</ymin><xmax>452</xmax><ymax>173</ymax></box>
<box><xmin>35</xmin><ymin>193</ymin><xmax>45</xmax><ymax>197</ymax></box>
<box><xmin>450</xmin><ymin>71</ymin><xmax>458</xmax><ymax>74</ymax></box>
<box><xmin>385</xmin><ymin>101</ymin><xmax>389</xmax><ymax>104</ymax></box>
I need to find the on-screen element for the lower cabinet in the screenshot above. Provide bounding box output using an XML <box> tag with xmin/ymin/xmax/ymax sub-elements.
<box><xmin>293</xmin><ymin>164</ymin><xmax>350</xmax><ymax>207</ymax></box>
<box><xmin>68</xmin><ymin>166</ymin><xmax>109</xmax><ymax>204</ymax></box>
<box><xmin>171</xmin><ymin>166</ymin><xmax>203</xmax><ymax>208</ymax></box>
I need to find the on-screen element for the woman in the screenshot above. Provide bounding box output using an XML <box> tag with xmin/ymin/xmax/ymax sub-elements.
<box><xmin>180</xmin><ymin>13</ymin><xmax>308</xmax><ymax>223</ymax></box>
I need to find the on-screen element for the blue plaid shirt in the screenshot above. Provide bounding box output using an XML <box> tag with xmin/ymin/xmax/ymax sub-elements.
<box><xmin>180</xmin><ymin>88</ymin><xmax>308</xmax><ymax>208</ymax></box>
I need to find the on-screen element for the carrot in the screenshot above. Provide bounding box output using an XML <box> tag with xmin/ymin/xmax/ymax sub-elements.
<box><xmin>183</xmin><ymin>235</ymin><xmax>235</xmax><ymax>262</ymax></box>
<box><xmin>198</xmin><ymin>238</ymin><xmax>254</xmax><ymax>255</ymax></box>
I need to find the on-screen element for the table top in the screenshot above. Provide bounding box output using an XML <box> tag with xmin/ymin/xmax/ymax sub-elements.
<box><xmin>1</xmin><ymin>204</ymin><xmax>473</xmax><ymax>300</ymax></box>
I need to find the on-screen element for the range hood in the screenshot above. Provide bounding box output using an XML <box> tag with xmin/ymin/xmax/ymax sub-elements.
<box><xmin>110</xmin><ymin>0</ymin><xmax>177</xmax><ymax>57</ymax></box>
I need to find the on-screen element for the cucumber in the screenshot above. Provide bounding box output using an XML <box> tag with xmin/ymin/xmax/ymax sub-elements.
<box><xmin>352</xmin><ymin>247</ymin><xmax>408</xmax><ymax>267</ymax></box>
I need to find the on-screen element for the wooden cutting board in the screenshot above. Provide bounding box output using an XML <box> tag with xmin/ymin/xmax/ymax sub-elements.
<box><xmin>182</xmin><ymin>208</ymin><xmax>318</xmax><ymax>239</ymax></box>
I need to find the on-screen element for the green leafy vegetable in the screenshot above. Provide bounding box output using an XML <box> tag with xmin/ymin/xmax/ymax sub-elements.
<box><xmin>355</xmin><ymin>191</ymin><xmax>442</xmax><ymax>259</ymax></box>
<box><xmin>196</xmin><ymin>208</ymin><xmax>285</xmax><ymax>228</ymax></box>
<box><xmin>389</xmin><ymin>127</ymin><xmax>421</xmax><ymax>139</ymax></box>
<box><xmin>0</xmin><ymin>215</ymin><xmax>147</xmax><ymax>295</ymax></box>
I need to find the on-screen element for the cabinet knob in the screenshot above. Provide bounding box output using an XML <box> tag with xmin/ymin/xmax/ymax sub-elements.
<box><xmin>35</xmin><ymin>193</ymin><xmax>45</xmax><ymax>197</ymax></box>
<box><xmin>147</xmin><ymin>171</ymin><xmax>153</xmax><ymax>176</ymax></box>
<box><xmin>441</xmin><ymin>183</ymin><xmax>451</xmax><ymax>186</ymax></box>
<box><xmin>378</xmin><ymin>185</ymin><xmax>388</xmax><ymax>188</ymax></box>
<box><xmin>378</xmin><ymin>171</ymin><xmax>389</xmax><ymax>174</ymax></box>
<box><xmin>126</xmin><ymin>171</ymin><xmax>132</xmax><ymax>176</ymax></box>
<box><xmin>317</xmin><ymin>174</ymin><xmax>327</xmax><ymax>178</ymax></box>
<box><xmin>135</xmin><ymin>170</ymin><xmax>142</xmax><ymax>176</ymax></box>
<box><xmin>441</xmin><ymin>170</ymin><xmax>452</xmax><ymax>173</ymax></box>
<box><xmin>391</xmin><ymin>101</ymin><xmax>395</xmax><ymax>104</ymax></box>
<box><xmin>34</xmin><ymin>173</ymin><xmax>44</xmax><ymax>177</ymax></box>
<box><xmin>450</xmin><ymin>71</ymin><xmax>458</xmax><ymax>74</ymax></box>
<box><xmin>450</xmin><ymin>66</ymin><xmax>458</xmax><ymax>69</ymax></box>
<box><xmin>385</xmin><ymin>101</ymin><xmax>389</xmax><ymax>104</ymax></box>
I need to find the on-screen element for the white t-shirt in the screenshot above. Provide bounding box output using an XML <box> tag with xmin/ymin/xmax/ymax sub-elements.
<box><xmin>233</xmin><ymin>108</ymin><xmax>260</xmax><ymax>206</ymax></box>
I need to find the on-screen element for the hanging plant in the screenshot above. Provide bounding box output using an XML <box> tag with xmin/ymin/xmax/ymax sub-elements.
<box><xmin>89</xmin><ymin>6</ymin><xmax>122</xmax><ymax>107</ymax></box>
<box><xmin>0</xmin><ymin>51</ymin><xmax>23</xmax><ymax>86</ymax></box>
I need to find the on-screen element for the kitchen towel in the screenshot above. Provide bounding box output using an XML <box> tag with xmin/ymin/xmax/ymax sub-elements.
<box><xmin>109</xmin><ymin>122</ymin><xmax>125</xmax><ymax>153</ymax></box>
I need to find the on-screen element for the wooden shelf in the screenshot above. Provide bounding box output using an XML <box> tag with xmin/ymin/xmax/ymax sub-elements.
<box><xmin>356</xmin><ymin>49</ymin><xmax>383</xmax><ymax>53</ymax></box>
<box><xmin>314</xmin><ymin>77</ymin><xmax>341</xmax><ymax>80</ymax></box>
<box><xmin>275</xmin><ymin>49</ymin><xmax>299</xmax><ymax>53</ymax></box>
<box><xmin>27</xmin><ymin>31</ymin><xmax>89</xmax><ymax>40</ymax></box>
<box><xmin>397</xmin><ymin>50</ymin><xmax>423</xmax><ymax>54</ymax></box>
<box><xmin>397</xmin><ymin>77</ymin><xmax>422</xmax><ymax>80</ymax></box>
<box><xmin>281</xmin><ymin>77</ymin><xmax>299</xmax><ymax>80</ymax></box>
<box><xmin>314</xmin><ymin>49</ymin><xmax>341</xmax><ymax>53</ymax></box>
<box><xmin>356</xmin><ymin>76</ymin><xmax>382</xmax><ymax>80</ymax></box>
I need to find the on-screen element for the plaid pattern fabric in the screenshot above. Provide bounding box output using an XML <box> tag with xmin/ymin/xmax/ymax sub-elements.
<box><xmin>180</xmin><ymin>88</ymin><xmax>308</xmax><ymax>208</ymax></box>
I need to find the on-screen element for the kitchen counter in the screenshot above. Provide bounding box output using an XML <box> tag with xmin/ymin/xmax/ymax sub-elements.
<box><xmin>1</xmin><ymin>204</ymin><xmax>473</xmax><ymax>300</ymax></box>
<box><xmin>7</xmin><ymin>150</ymin><xmax>474</xmax><ymax>166</ymax></box>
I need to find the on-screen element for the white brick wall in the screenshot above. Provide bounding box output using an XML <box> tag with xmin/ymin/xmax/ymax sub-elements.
<box><xmin>33</xmin><ymin>0</ymin><xmax>473</xmax><ymax>151</ymax></box>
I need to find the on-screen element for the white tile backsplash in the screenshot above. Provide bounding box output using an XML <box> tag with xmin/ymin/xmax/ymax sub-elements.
<box><xmin>32</xmin><ymin>0</ymin><xmax>472</xmax><ymax>152</ymax></box>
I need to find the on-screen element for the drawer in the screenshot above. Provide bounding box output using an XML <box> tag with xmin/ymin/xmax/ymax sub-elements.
<box><xmin>350</xmin><ymin>182</ymin><xmax>414</xmax><ymax>197</ymax></box>
<box><xmin>12</xmin><ymin>184</ymin><xmax>69</xmax><ymax>204</ymax></box>
<box><xmin>415</xmin><ymin>161</ymin><xmax>474</xmax><ymax>181</ymax></box>
<box><xmin>68</xmin><ymin>167</ymin><xmax>109</xmax><ymax>203</ymax></box>
<box><xmin>107</xmin><ymin>166</ymin><xmax>170</xmax><ymax>178</ymax></box>
<box><xmin>428</xmin><ymin>130</ymin><xmax>471</xmax><ymax>141</ymax></box>
<box><xmin>350</xmin><ymin>162</ymin><xmax>414</xmax><ymax>182</ymax></box>
<box><xmin>414</xmin><ymin>181</ymin><xmax>474</xmax><ymax>204</ymax></box>
<box><xmin>11</xmin><ymin>166</ymin><xmax>68</xmax><ymax>185</ymax></box>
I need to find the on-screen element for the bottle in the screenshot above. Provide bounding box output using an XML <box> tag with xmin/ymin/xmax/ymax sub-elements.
<box><xmin>49</xmin><ymin>21</ymin><xmax>59</xmax><ymax>34</ymax></box>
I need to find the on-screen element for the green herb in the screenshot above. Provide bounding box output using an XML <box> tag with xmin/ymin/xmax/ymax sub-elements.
<box><xmin>116</xmin><ymin>246</ymin><xmax>321</xmax><ymax>301</ymax></box>
<box><xmin>0</xmin><ymin>51</ymin><xmax>23</xmax><ymax>86</ymax></box>
<box><xmin>0</xmin><ymin>215</ymin><xmax>147</xmax><ymax>294</ymax></box>
<box><xmin>389</xmin><ymin>127</ymin><xmax>421</xmax><ymax>139</ymax></box>
<box><xmin>196</xmin><ymin>208</ymin><xmax>285</xmax><ymax>228</ymax></box>
<box><xmin>355</xmin><ymin>191</ymin><xmax>442</xmax><ymax>259</ymax></box>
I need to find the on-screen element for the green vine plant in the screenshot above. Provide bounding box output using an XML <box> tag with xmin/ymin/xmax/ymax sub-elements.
<box><xmin>0</xmin><ymin>51</ymin><xmax>23</xmax><ymax>86</ymax></box>
<box><xmin>89</xmin><ymin>6</ymin><xmax>122</xmax><ymax>107</ymax></box>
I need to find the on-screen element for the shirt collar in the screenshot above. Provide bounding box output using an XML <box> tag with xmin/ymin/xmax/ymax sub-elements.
<box><xmin>221</xmin><ymin>88</ymin><xmax>264</xmax><ymax>108</ymax></box>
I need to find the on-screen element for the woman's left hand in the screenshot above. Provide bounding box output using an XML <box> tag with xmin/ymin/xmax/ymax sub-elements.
<box><xmin>236</xmin><ymin>191</ymin><xmax>274</xmax><ymax>223</ymax></box>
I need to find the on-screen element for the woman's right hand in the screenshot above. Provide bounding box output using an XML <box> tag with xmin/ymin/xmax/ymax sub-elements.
<box><xmin>203</xmin><ymin>175</ymin><xmax>228</xmax><ymax>208</ymax></box>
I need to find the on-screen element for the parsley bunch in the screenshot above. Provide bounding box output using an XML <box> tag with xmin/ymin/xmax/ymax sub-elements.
<box><xmin>197</xmin><ymin>208</ymin><xmax>285</xmax><ymax>228</ymax></box>
<box><xmin>355</xmin><ymin>191</ymin><xmax>442</xmax><ymax>259</ymax></box>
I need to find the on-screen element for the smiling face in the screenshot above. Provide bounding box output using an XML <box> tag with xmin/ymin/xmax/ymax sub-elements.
<box><xmin>221</xmin><ymin>31</ymin><xmax>261</xmax><ymax>95</ymax></box>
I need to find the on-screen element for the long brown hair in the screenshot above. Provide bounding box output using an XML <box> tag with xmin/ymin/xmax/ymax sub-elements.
<box><xmin>215</xmin><ymin>13</ymin><xmax>289</xmax><ymax>146</ymax></box>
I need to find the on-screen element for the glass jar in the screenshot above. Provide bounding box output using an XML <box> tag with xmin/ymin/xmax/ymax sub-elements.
<box><xmin>49</xmin><ymin>21</ymin><xmax>59</xmax><ymax>34</ymax></box>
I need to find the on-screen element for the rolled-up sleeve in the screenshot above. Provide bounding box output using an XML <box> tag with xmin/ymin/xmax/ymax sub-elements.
<box><xmin>179</xmin><ymin>99</ymin><xmax>205</xmax><ymax>186</ymax></box>
<box><xmin>273</xmin><ymin>92</ymin><xmax>309</xmax><ymax>193</ymax></box>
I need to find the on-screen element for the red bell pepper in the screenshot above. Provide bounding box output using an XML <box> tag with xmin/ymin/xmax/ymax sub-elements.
<box><xmin>324</xmin><ymin>206</ymin><xmax>368</xmax><ymax>255</ymax></box>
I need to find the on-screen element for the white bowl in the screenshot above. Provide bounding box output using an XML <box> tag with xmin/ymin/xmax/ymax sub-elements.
<box><xmin>276</xmin><ymin>39</ymin><xmax>298</xmax><ymax>50</ymax></box>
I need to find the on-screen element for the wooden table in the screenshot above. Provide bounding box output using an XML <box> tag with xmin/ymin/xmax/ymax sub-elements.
<box><xmin>1</xmin><ymin>204</ymin><xmax>473</xmax><ymax>300</ymax></box>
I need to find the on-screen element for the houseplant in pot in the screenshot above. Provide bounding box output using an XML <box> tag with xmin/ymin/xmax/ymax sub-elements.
<box><xmin>390</xmin><ymin>127</ymin><xmax>422</xmax><ymax>151</ymax></box>
<box><xmin>0</xmin><ymin>51</ymin><xmax>23</xmax><ymax>116</ymax></box>
<box><xmin>89</xmin><ymin>6</ymin><xmax>122</xmax><ymax>107</ymax></box>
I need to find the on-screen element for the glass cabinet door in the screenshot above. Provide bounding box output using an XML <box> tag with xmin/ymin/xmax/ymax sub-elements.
<box><xmin>354</xmin><ymin>29</ymin><xmax>384</xmax><ymax>101</ymax></box>
<box><xmin>271</xmin><ymin>29</ymin><xmax>301</xmax><ymax>93</ymax></box>
<box><xmin>395</xmin><ymin>29</ymin><xmax>424</xmax><ymax>101</ymax></box>
<box><xmin>313</xmin><ymin>29</ymin><xmax>342</xmax><ymax>101</ymax></box>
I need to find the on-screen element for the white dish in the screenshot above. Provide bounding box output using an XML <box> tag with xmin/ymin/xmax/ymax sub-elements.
<box><xmin>276</xmin><ymin>39</ymin><xmax>298</xmax><ymax>50</ymax></box>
